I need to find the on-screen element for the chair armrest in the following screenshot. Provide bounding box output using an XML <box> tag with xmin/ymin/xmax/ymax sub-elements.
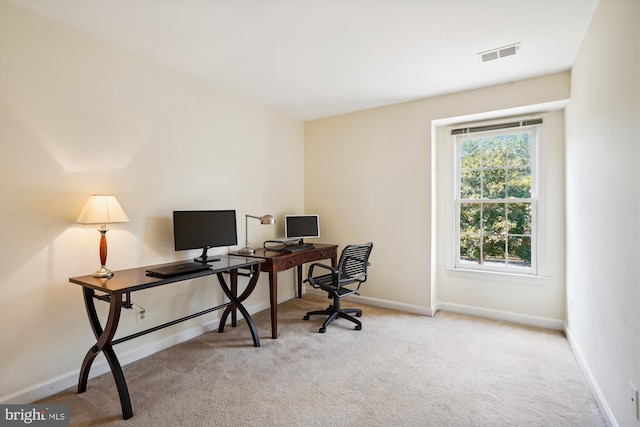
<box><xmin>305</xmin><ymin>262</ymin><xmax>339</xmax><ymax>288</ymax></box>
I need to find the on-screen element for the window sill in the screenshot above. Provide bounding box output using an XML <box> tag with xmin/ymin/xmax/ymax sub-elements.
<box><xmin>444</xmin><ymin>267</ymin><xmax>551</xmax><ymax>286</ymax></box>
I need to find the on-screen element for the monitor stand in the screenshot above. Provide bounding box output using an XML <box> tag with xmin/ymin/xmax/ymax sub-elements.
<box><xmin>263</xmin><ymin>238</ymin><xmax>305</xmax><ymax>252</ymax></box>
<box><xmin>287</xmin><ymin>238</ymin><xmax>305</xmax><ymax>246</ymax></box>
<box><xmin>195</xmin><ymin>247</ymin><xmax>221</xmax><ymax>263</ymax></box>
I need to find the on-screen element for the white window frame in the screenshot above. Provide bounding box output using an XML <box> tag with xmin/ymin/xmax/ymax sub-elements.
<box><xmin>453</xmin><ymin>122</ymin><xmax>540</xmax><ymax>275</ymax></box>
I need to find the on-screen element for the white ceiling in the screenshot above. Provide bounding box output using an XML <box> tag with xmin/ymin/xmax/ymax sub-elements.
<box><xmin>12</xmin><ymin>0</ymin><xmax>599</xmax><ymax>121</ymax></box>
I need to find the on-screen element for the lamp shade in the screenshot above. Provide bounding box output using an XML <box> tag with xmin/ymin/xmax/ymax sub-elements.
<box><xmin>259</xmin><ymin>214</ymin><xmax>276</xmax><ymax>225</ymax></box>
<box><xmin>77</xmin><ymin>195</ymin><xmax>129</xmax><ymax>225</ymax></box>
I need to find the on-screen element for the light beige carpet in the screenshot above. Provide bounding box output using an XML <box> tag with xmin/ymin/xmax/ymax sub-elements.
<box><xmin>39</xmin><ymin>295</ymin><xmax>605</xmax><ymax>426</ymax></box>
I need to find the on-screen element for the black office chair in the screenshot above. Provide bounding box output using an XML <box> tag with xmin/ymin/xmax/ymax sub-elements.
<box><xmin>303</xmin><ymin>242</ymin><xmax>373</xmax><ymax>333</ymax></box>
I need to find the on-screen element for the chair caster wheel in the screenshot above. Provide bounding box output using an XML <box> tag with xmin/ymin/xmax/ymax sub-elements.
<box><xmin>319</xmin><ymin>328</ymin><xmax>326</xmax><ymax>333</ymax></box>
<box><xmin>355</xmin><ymin>325</ymin><xmax>362</xmax><ymax>330</ymax></box>
<box><xmin>356</xmin><ymin>313</ymin><xmax>362</xmax><ymax>317</ymax></box>
<box><xmin>303</xmin><ymin>315</ymin><xmax>309</xmax><ymax>320</ymax></box>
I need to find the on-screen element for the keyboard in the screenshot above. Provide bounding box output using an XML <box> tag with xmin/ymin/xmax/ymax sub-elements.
<box><xmin>283</xmin><ymin>244</ymin><xmax>315</xmax><ymax>253</ymax></box>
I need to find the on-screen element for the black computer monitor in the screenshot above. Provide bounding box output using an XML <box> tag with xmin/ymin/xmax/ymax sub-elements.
<box><xmin>173</xmin><ymin>210</ymin><xmax>237</xmax><ymax>262</ymax></box>
<box><xmin>285</xmin><ymin>214</ymin><xmax>320</xmax><ymax>244</ymax></box>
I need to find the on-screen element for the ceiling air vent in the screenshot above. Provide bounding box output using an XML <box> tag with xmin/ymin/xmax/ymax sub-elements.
<box><xmin>478</xmin><ymin>43</ymin><xmax>520</xmax><ymax>63</ymax></box>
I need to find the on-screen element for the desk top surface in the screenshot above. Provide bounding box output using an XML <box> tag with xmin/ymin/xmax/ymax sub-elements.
<box><xmin>69</xmin><ymin>255</ymin><xmax>263</xmax><ymax>294</ymax></box>
<box><xmin>230</xmin><ymin>243</ymin><xmax>338</xmax><ymax>260</ymax></box>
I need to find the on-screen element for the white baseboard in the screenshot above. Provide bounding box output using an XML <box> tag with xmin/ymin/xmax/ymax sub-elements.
<box><xmin>435</xmin><ymin>301</ymin><xmax>565</xmax><ymax>331</ymax></box>
<box><xmin>304</xmin><ymin>288</ymin><xmax>435</xmax><ymax>316</ymax></box>
<box><xmin>305</xmin><ymin>290</ymin><xmax>565</xmax><ymax>330</ymax></box>
<box><xmin>564</xmin><ymin>325</ymin><xmax>617</xmax><ymax>427</ymax></box>
<box><xmin>0</xmin><ymin>294</ymin><xmax>293</xmax><ymax>405</ymax></box>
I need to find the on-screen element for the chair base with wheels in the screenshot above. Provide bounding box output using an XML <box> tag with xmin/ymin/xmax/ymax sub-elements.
<box><xmin>303</xmin><ymin>243</ymin><xmax>373</xmax><ymax>333</ymax></box>
<box><xmin>304</xmin><ymin>289</ymin><xmax>363</xmax><ymax>333</ymax></box>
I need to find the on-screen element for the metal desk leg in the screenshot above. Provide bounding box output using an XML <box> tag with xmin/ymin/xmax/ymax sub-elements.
<box><xmin>78</xmin><ymin>288</ymin><xmax>133</xmax><ymax>420</ymax></box>
<box><xmin>217</xmin><ymin>270</ymin><xmax>261</xmax><ymax>347</ymax></box>
<box><xmin>230</xmin><ymin>270</ymin><xmax>237</xmax><ymax>327</ymax></box>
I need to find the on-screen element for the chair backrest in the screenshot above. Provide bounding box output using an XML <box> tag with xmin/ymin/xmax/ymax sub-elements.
<box><xmin>338</xmin><ymin>242</ymin><xmax>374</xmax><ymax>284</ymax></box>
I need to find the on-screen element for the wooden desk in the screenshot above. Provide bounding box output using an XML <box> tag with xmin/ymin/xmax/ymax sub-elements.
<box><xmin>230</xmin><ymin>243</ymin><xmax>338</xmax><ymax>338</ymax></box>
<box><xmin>69</xmin><ymin>256</ymin><xmax>264</xmax><ymax>420</ymax></box>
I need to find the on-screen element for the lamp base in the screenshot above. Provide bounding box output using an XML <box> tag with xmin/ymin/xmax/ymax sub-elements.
<box><xmin>238</xmin><ymin>247</ymin><xmax>255</xmax><ymax>255</ymax></box>
<box><xmin>92</xmin><ymin>266</ymin><xmax>114</xmax><ymax>278</ymax></box>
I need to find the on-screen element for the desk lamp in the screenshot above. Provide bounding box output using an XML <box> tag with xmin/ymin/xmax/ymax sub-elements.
<box><xmin>239</xmin><ymin>214</ymin><xmax>275</xmax><ymax>255</ymax></box>
<box><xmin>77</xmin><ymin>195</ymin><xmax>130</xmax><ymax>278</ymax></box>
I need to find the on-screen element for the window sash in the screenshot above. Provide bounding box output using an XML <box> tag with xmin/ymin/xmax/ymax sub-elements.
<box><xmin>456</xmin><ymin>200</ymin><xmax>537</xmax><ymax>272</ymax></box>
<box><xmin>454</xmin><ymin>125</ymin><xmax>539</xmax><ymax>274</ymax></box>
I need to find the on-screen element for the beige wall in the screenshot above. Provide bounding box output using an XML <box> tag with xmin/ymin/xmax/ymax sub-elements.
<box><xmin>0</xmin><ymin>2</ymin><xmax>303</xmax><ymax>402</ymax></box>
<box><xmin>565</xmin><ymin>1</ymin><xmax>640</xmax><ymax>426</ymax></box>
<box><xmin>305</xmin><ymin>103</ymin><xmax>433</xmax><ymax>309</ymax></box>
<box><xmin>305</xmin><ymin>73</ymin><xmax>570</xmax><ymax>321</ymax></box>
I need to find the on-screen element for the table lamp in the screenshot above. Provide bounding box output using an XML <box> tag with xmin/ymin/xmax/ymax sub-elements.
<box><xmin>77</xmin><ymin>195</ymin><xmax>130</xmax><ymax>278</ymax></box>
<box><xmin>239</xmin><ymin>214</ymin><xmax>275</xmax><ymax>254</ymax></box>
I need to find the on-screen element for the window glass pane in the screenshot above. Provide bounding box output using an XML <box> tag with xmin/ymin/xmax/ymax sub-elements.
<box><xmin>460</xmin><ymin>138</ymin><xmax>481</xmax><ymax>169</ymax></box>
<box><xmin>507</xmin><ymin>203</ymin><xmax>531</xmax><ymax>234</ymax></box>
<box><xmin>482</xmin><ymin>203</ymin><xmax>506</xmax><ymax>235</ymax></box>
<box><xmin>460</xmin><ymin>235</ymin><xmax>481</xmax><ymax>264</ymax></box>
<box><xmin>483</xmin><ymin>168</ymin><xmax>506</xmax><ymax>199</ymax></box>
<box><xmin>460</xmin><ymin>203</ymin><xmax>481</xmax><ymax>233</ymax></box>
<box><xmin>483</xmin><ymin>236</ymin><xmax>506</xmax><ymax>267</ymax></box>
<box><xmin>508</xmin><ymin>236</ymin><xmax>531</xmax><ymax>267</ymax></box>
<box><xmin>482</xmin><ymin>136</ymin><xmax>507</xmax><ymax>167</ymax></box>
<box><xmin>461</xmin><ymin>169</ymin><xmax>482</xmax><ymax>199</ymax></box>
<box><xmin>507</xmin><ymin>167</ymin><xmax>531</xmax><ymax>198</ymax></box>
<box><xmin>507</xmin><ymin>132</ymin><xmax>531</xmax><ymax>167</ymax></box>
